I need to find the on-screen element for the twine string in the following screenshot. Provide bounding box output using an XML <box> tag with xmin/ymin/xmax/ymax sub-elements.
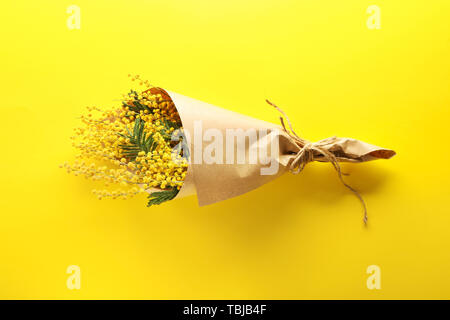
<box><xmin>266</xmin><ymin>99</ymin><xmax>368</xmax><ymax>224</ymax></box>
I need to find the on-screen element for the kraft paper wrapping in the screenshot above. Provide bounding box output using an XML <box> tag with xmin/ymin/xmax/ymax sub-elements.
<box><xmin>155</xmin><ymin>89</ymin><xmax>395</xmax><ymax>206</ymax></box>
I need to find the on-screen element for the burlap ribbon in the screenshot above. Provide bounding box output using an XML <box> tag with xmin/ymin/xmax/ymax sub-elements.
<box><xmin>266</xmin><ymin>100</ymin><xmax>368</xmax><ymax>224</ymax></box>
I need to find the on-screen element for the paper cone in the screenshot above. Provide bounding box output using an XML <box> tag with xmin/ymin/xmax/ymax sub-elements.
<box><xmin>157</xmin><ymin>89</ymin><xmax>395</xmax><ymax>206</ymax></box>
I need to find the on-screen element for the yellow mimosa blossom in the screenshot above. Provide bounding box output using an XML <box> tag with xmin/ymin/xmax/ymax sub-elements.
<box><xmin>62</xmin><ymin>76</ymin><xmax>189</xmax><ymax>206</ymax></box>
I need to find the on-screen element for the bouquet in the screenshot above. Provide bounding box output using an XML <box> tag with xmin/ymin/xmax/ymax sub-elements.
<box><xmin>62</xmin><ymin>75</ymin><xmax>395</xmax><ymax>223</ymax></box>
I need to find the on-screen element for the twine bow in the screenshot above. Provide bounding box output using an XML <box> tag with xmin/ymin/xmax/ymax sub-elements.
<box><xmin>266</xmin><ymin>100</ymin><xmax>368</xmax><ymax>225</ymax></box>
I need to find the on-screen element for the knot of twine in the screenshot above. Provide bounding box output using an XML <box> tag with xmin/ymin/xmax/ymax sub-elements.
<box><xmin>266</xmin><ymin>100</ymin><xmax>368</xmax><ymax>225</ymax></box>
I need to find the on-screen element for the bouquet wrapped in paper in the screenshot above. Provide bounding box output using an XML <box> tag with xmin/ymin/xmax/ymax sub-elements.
<box><xmin>63</xmin><ymin>75</ymin><xmax>395</xmax><ymax>223</ymax></box>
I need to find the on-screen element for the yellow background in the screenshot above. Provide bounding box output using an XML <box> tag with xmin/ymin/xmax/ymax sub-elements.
<box><xmin>1</xmin><ymin>0</ymin><xmax>449</xmax><ymax>299</ymax></box>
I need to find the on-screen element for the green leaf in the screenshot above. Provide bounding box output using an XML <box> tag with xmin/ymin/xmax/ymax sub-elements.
<box><xmin>122</xmin><ymin>90</ymin><xmax>152</xmax><ymax>114</ymax></box>
<box><xmin>118</xmin><ymin>116</ymin><xmax>157</xmax><ymax>160</ymax></box>
<box><xmin>147</xmin><ymin>188</ymin><xmax>179</xmax><ymax>206</ymax></box>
